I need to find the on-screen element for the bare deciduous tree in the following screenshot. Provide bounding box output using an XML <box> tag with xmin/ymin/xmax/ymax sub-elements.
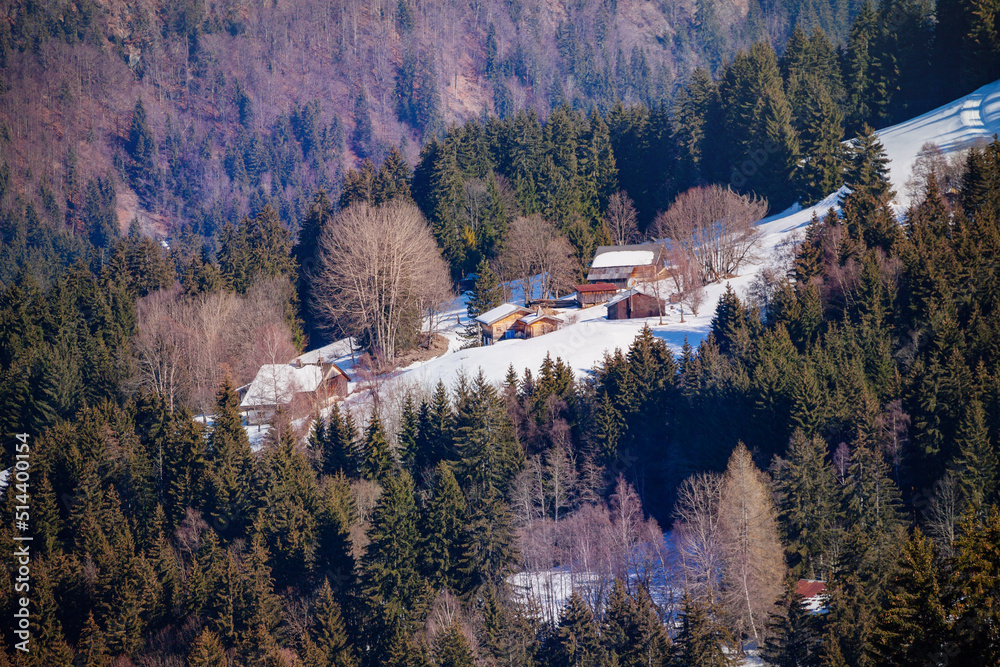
<box><xmin>314</xmin><ymin>200</ymin><xmax>451</xmax><ymax>366</ymax></box>
<box><xmin>604</xmin><ymin>191</ymin><xmax>640</xmax><ymax>246</ymax></box>
<box><xmin>133</xmin><ymin>278</ymin><xmax>297</xmax><ymax>415</ymax></box>
<box><xmin>498</xmin><ymin>214</ymin><xmax>576</xmax><ymax>302</ymax></box>
<box><xmin>718</xmin><ymin>443</ymin><xmax>784</xmax><ymax>646</ymax></box>
<box><xmin>654</xmin><ymin>185</ymin><xmax>767</xmax><ymax>282</ymax></box>
<box><xmin>673</xmin><ymin>471</ymin><xmax>724</xmax><ymax>604</ymax></box>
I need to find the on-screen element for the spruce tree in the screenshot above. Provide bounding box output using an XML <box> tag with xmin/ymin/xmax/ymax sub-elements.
<box><xmin>871</xmin><ymin>528</ymin><xmax>948</xmax><ymax>666</ymax></box>
<box><xmin>772</xmin><ymin>429</ymin><xmax>840</xmax><ymax>579</ymax></box>
<box><xmin>435</xmin><ymin>622</ymin><xmax>476</xmax><ymax>667</ymax></box>
<box><xmin>419</xmin><ymin>462</ymin><xmax>467</xmax><ymax>590</ymax></box>
<box><xmin>760</xmin><ymin>582</ymin><xmax>821</xmax><ymax>667</ymax></box>
<box><xmin>415</xmin><ymin>381</ymin><xmax>454</xmax><ymax>471</ymax></box>
<box><xmin>363</xmin><ymin>469</ymin><xmax>423</xmax><ymax>609</ymax></box>
<box><xmin>76</xmin><ymin>612</ymin><xmax>111</xmax><ymax>667</ymax></box>
<box><xmin>324</xmin><ymin>404</ymin><xmax>360</xmax><ymax>477</ymax></box>
<box><xmin>398</xmin><ymin>394</ymin><xmax>421</xmax><ymax>470</ymax></box>
<box><xmin>546</xmin><ymin>592</ymin><xmax>606</xmax><ymax>667</ymax></box>
<box><xmin>312</xmin><ymin>579</ymin><xmax>357</xmax><ymax>667</ymax></box>
<box><xmin>205</xmin><ymin>376</ymin><xmax>254</xmax><ymax>538</ymax></box>
<box><xmin>671</xmin><ymin>596</ymin><xmax>733</xmax><ymax>667</ymax></box>
<box><xmin>362</xmin><ymin>410</ymin><xmax>394</xmax><ymax>483</ymax></box>
<box><xmin>457</xmin><ymin>482</ymin><xmax>518</xmax><ymax>595</ymax></box>
<box><xmin>464</xmin><ymin>259</ymin><xmax>503</xmax><ymax>346</ymax></box>
<box><xmin>948</xmin><ymin>397</ymin><xmax>998</xmax><ymax>513</ymax></box>
<box><xmin>188</xmin><ymin>628</ymin><xmax>227</xmax><ymax>667</ymax></box>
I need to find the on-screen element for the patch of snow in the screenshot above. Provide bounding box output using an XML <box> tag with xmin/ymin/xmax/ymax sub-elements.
<box><xmin>590</xmin><ymin>249</ymin><xmax>656</xmax><ymax>268</ymax></box>
<box><xmin>0</xmin><ymin>468</ymin><xmax>9</xmax><ymax>496</ymax></box>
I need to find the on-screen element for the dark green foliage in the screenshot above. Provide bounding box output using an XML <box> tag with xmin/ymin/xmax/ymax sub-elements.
<box><xmin>545</xmin><ymin>592</ymin><xmax>606</xmax><ymax>667</ymax></box>
<box><xmin>205</xmin><ymin>377</ymin><xmax>254</xmax><ymax>538</ymax></box>
<box><xmin>453</xmin><ymin>370</ymin><xmax>524</xmax><ymax>491</ymax></box>
<box><xmin>772</xmin><ymin>430</ymin><xmax>841</xmax><ymax>579</ymax></box>
<box><xmin>760</xmin><ymin>582</ymin><xmax>821</xmax><ymax>667</ymax></box>
<box><xmin>463</xmin><ymin>258</ymin><xmax>504</xmax><ymax>345</ymax></box>
<box><xmin>435</xmin><ymin>622</ymin><xmax>476</xmax><ymax>667</ymax></box>
<box><xmin>361</xmin><ymin>410</ymin><xmax>394</xmax><ymax>483</ymax></box>
<box><xmin>871</xmin><ymin>529</ymin><xmax>948</xmax><ymax>666</ymax></box>
<box><xmin>671</xmin><ymin>597</ymin><xmax>733</xmax><ymax>667</ymax></box>
<box><xmin>419</xmin><ymin>462</ymin><xmax>466</xmax><ymax>590</ymax></box>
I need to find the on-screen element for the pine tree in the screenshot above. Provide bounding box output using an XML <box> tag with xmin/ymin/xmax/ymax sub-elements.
<box><xmin>435</xmin><ymin>622</ymin><xmax>476</xmax><ymax>667</ymax></box>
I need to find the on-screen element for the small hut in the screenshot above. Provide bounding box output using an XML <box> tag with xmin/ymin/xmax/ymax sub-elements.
<box><xmin>606</xmin><ymin>288</ymin><xmax>664</xmax><ymax>320</ymax></box>
<box><xmin>514</xmin><ymin>311</ymin><xmax>562</xmax><ymax>338</ymax></box>
<box><xmin>575</xmin><ymin>282</ymin><xmax>619</xmax><ymax>306</ymax></box>
<box><xmin>587</xmin><ymin>244</ymin><xmax>668</xmax><ymax>288</ymax></box>
<box><xmin>241</xmin><ymin>359</ymin><xmax>350</xmax><ymax>424</ymax></box>
<box><xmin>476</xmin><ymin>303</ymin><xmax>532</xmax><ymax>344</ymax></box>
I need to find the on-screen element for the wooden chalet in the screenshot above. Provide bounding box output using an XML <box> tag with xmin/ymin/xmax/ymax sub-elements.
<box><xmin>241</xmin><ymin>359</ymin><xmax>350</xmax><ymax>424</ymax></box>
<box><xmin>587</xmin><ymin>244</ymin><xmax>668</xmax><ymax>289</ymax></box>
<box><xmin>514</xmin><ymin>310</ymin><xmax>562</xmax><ymax>338</ymax></box>
<box><xmin>476</xmin><ymin>303</ymin><xmax>531</xmax><ymax>344</ymax></box>
<box><xmin>575</xmin><ymin>282</ymin><xmax>619</xmax><ymax>306</ymax></box>
<box><xmin>606</xmin><ymin>287</ymin><xmax>664</xmax><ymax>320</ymax></box>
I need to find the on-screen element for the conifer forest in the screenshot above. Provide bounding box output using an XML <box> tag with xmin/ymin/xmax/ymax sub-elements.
<box><xmin>4</xmin><ymin>0</ymin><xmax>1000</xmax><ymax>664</ymax></box>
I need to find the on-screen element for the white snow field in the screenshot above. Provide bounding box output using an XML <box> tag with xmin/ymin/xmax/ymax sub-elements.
<box><xmin>879</xmin><ymin>77</ymin><xmax>1000</xmax><ymax>207</ymax></box>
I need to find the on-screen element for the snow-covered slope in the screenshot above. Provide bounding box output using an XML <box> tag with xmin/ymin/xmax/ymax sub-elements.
<box><xmin>879</xmin><ymin>78</ymin><xmax>1000</xmax><ymax>207</ymax></box>
<box><xmin>332</xmin><ymin>79</ymin><xmax>1000</xmax><ymax>395</ymax></box>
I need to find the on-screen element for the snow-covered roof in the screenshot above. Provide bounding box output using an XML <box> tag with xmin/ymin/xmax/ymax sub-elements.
<box><xmin>240</xmin><ymin>364</ymin><xmax>324</xmax><ymax>408</ymax></box>
<box><xmin>590</xmin><ymin>244</ymin><xmax>663</xmax><ymax>269</ymax></box>
<box><xmin>520</xmin><ymin>312</ymin><xmax>561</xmax><ymax>326</ymax></box>
<box><xmin>476</xmin><ymin>303</ymin><xmax>530</xmax><ymax>325</ymax></box>
<box><xmin>605</xmin><ymin>285</ymin><xmax>661</xmax><ymax>307</ymax></box>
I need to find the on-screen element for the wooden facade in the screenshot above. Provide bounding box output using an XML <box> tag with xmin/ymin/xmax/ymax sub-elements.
<box><xmin>477</xmin><ymin>304</ymin><xmax>532</xmax><ymax>344</ymax></box>
<box><xmin>514</xmin><ymin>313</ymin><xmax>561</xmax><ymax>338</ymax></box>
<box><xmin>575</xmin><ymin>282</ymin><xmax>619</xmax><ymax>306</ymax></box>
<box><xmin>587</xmin><ymin>244</ymin><xmax>669</xmax><ymax>289</ymax></box>
<box><xmin>606</xmin><ymin>289</ymin><xmax>663</xmax><ymax>320</ymax></box>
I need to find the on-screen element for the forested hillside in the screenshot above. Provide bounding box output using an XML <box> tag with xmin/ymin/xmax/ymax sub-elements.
<box><xmin>6</xmin><ymin>0</ymin><xmax>1000</xmax><ymax>664</ymax></box>
<box><xmin>2</xmin><ymin>0</ymin><xmax>998</xmax><ymax>280</ymax></box>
